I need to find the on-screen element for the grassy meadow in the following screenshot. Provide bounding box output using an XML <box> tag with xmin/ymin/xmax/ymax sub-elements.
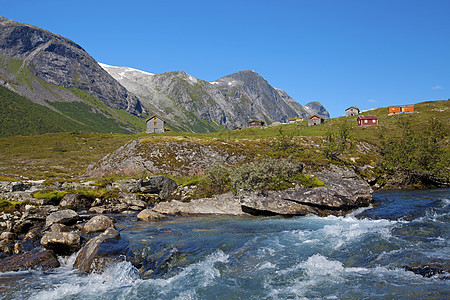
<box><xmin>0</xmin><ymin>100</ymin><xmax>448</xmax><ymax>185</ymax></box>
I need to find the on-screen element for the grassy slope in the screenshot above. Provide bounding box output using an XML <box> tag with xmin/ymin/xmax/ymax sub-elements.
<box><xmin>0</xmin><ymin>55</ymin><xmax>148</xmax><ymax>136</ymax></box>
<box><xmin>0</xmin><ymin>85</ymin><xmax>90</xmax><ymax>136</ymax></box>
<box><xmin>0</xmin><ymin>100</ymin><xmax>448</xmax><ymax>182</ymax></box>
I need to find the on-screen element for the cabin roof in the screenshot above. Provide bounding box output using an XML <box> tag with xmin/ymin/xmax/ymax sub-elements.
<box><xmin>146</xmin><ymin>115</ymin><xmax>165</xmax><ymax>122</ymax></box>
<box><xmin>388</xmin><ymin>104</ymin><xmax>414</xmax><ymax>108</ymax></box>
<box><xmin>308</xmin><ymin>114</ymin><xmax>323</xmax><ymax>120</ymax></box>
<box><xmin>345</xmin><ymin>106</ymin><xmax>360</xmax><ymax>111</ymax></box>
<box><xmin>357</xmin><ymin>115</ymin><xmax>378</xmax><ymax>120</ymax></box>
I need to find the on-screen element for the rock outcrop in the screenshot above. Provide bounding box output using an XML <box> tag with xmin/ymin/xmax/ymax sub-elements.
<box><xmin>240</xmin><ymin>165</ymin><xmax>372</xmax><ymax>216</ymax></box>
<box><xmin>85</xmin><ymin>137</ymin><xmax>249</xmax><ymax>177</ymax></box>
<box><xmin>139</xmin><ymin>176</ymin><xmax>177</xmax><ymax>200</ymax></box>
<box><xmin>141</xmin><ymin>165</ymin><xmax>372</xmax><ymax>218</ymax></box>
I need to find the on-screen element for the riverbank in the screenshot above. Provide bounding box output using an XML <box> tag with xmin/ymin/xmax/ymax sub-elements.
<box><xmin>0</xmin><ymin>163</ymin><xmax>373</xmax><ymax>271</ymax></box>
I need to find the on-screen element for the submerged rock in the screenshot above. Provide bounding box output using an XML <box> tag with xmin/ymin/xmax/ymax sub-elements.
<box><xmin>74</xmin><ymin>227</ymin><xmax>128</xmax><ymax>273</ymax></box>
<box><xmin>404</xmin><ymin>261</ymin><xmax>450</xmax><ymax>278</ymax></box>
<box><xmin>0</xmin><ymin>249</ymin><xmax>60</xmax><ymax>272</ymax></box>
<box><xmin>137</xmin><ymin>209</ymin><xmax>165</xmax><ymax>221</ymax></box>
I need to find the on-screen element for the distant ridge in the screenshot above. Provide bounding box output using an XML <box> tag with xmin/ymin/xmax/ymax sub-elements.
<box><xmin>100</xmin><ymin>63</ymin><xmax>330</xmax><ymax>132</ymax></box>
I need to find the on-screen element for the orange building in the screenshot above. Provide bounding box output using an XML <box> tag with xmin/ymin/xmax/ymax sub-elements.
<box><xmin>388</xmin><ymin>104</ymin><xmax>414</xmax><ymax>114</ymax></box>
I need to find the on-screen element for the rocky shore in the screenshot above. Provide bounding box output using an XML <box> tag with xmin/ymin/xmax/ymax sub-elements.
<box><xmin>0</xmin><ymin>165</ymin><xmax>373</xmax><ymax>273</ymax></box>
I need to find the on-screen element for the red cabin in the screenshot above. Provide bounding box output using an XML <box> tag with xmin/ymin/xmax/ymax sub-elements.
<box><xmin>357</xmin><ymin>115</ymin><xmax>378</xmax><ymax>126</ymax></box>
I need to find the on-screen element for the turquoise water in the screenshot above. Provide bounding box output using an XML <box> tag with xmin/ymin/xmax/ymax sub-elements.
<box><xmin>1</xmin><ymin>189</ymin><xmax>449</xmax><ymax>299</ymax></box>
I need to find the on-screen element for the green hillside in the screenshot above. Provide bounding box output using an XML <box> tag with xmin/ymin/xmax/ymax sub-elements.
<box><xmin>0</xmin><ymin>85</ymin><xmax>146</xmax><ymax>137</ymax></box>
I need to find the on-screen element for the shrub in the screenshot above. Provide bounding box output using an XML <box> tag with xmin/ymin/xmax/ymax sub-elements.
<box><xmin>230</xmin><ymin>157</ymin><xmax>305</xmax><ymax>193</ymax></box>
<box><xmin>195</xmin><ymin>166</ymin><xmax>231</xmax><ymax>198</ymax></box>
<box><xmin>323</xmin><ymin>121</ymin><xmax>353</xmax><ymax>159</ymax></box>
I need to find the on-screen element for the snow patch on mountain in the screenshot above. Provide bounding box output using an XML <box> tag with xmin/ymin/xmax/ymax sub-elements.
<box><xmin>99</xmin><ymin>63</ymin><xmax>154</xmax><ymax>78</ymax></box>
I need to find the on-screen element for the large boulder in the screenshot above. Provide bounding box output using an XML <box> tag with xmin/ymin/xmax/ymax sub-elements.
<box><xmin>111</xmin><ymin>179</ymin><xmax>140</xmax><ymax>193</ymax></box>
<box><xmin>40</xmin><ymin>231</ymin><xmax>81</xmax><ymax>255</ymax></box>
<box><xmin>73</xmin><ymin>228</ymin><xmax>128</xmax><ymax>273</ymax></box>
<box><xmin>83</xmin><ymin>215</ymin><xmax>114</xmax><ymax>234</ymax></box>
<box><xmin>0</xmin><ymin>249</ymin><xmax>60</xmax><ymax>272</ymax></box>
<box><xmin>120</xmin><ymin>193</ymin><xmax>147</xmax><ymax>210</ymax></box>
<box><xmin>45</xmin><ymin>209</ymin><xmax>79</xmax><ymax>226</ymax></box>
<box><xmin>140</xmin><ymin>176</ymin><xmax>177</xmax><ymax>200</ymax></box>
<box><xmin>59</xmin><ymin>193</ymin><xmax>92</xmax><ymax>211</ymax></box>
<box><xmin>11</xmin><ymin>182</ymin><xmax>33</xmax><ymax>192</ymax></box>
<box><xmin>151</xmin><ymin>192</ymin><xmax>245</xmax><ymax>216</ymax></box>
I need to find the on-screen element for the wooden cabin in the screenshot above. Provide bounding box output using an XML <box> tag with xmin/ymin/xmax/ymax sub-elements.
<box><xmin>248</xmin><ymin>119</ymin><xmax>265</xmax><ymax>127</ymax></box>
<box><xmin>308</xmin><ymin>115</ymin><xmax>324</xmax><ymax>126</ymax></box>
<box><xmin>146</xmin><ymin>115</ymin><xmax>165</xmax><ymax>133</ymax></box>
<box><xmin>345</xmin><ymin>106</ymin><xmax>360</xmax><ymax>117</ymax></box>
<box><xmin>289</xmin><ymin>117</ymin><xmax>304</xmax><ymax>124</ymax></box>
<box><xmin>388</xmin><ymin>104</ymin><xmax>414</xmax><ymax>114</ymax></box>
<box><xmin>357</xmin><ymin>115</ymin><xmax>378</xmax><ymax>126</ymax></box>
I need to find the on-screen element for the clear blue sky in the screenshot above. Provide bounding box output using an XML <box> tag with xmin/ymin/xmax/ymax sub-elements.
<box><xmin>2</xmin><ymin>0</ymin><xmax>449</xmax><ymax>117</ymax></box>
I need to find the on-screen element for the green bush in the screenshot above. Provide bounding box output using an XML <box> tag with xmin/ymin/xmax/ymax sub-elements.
<box><xmin>195</xmin><ymin>166</ymin><xmax>231</xmax><ymax>198</ymax></box>
<box><xmin>230</xmin><ymin>157</ymin><xmax>305</xmax><ymax>192</ymax></box>
<box><xmin>323</xmin><ymin>121</ymin><xmax>353</xmax><ymax>159</ymax></box>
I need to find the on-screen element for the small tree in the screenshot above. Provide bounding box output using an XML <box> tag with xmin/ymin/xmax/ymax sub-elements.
<box><xmin>323</xmin><ymin>121</ymin><xmax>353</xmax><ymax>159</ymax></box>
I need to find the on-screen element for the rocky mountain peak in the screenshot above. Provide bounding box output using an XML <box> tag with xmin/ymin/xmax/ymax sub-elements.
<box><xmin>303</xmin><ymin>101</ymin><xmax>330</xmax><ymax>119</ymax></box>
<box><xmin>0</xmin><ymin>17</ymin><xmax>144</xmax><ymax>116</ymax></box>
<box><xmin>215</xmin><ymin>70</ymin><xmax>265</xmax><ymax>87</ymax></box>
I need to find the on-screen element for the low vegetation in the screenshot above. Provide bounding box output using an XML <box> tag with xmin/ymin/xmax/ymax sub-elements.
<box><xmin>0</xmin><ymin>199</ymin><xmax>30</xmax><ymax>213</ymax></box>
<box><xmin>378</xmin><ymin>116</ymin><xmax>449</xmax><ymax>187</ymax></box>
<box><xmin>193</xmin><ymin>158</ymin><xmax>325</xmax><ymax>198</ymax></box>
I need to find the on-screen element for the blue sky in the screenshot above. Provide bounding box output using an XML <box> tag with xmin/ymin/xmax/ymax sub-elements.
<box><xmin>2</xmin><ymin>0</ymin><xmax>449</xmax><ymax>117</ymax></box>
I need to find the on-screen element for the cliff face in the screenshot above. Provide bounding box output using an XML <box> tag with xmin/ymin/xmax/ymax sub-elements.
<box><xmin>101</xmin><ymin>64</ymin><xmax>329</xmax><ymax>132</ymax></box>
<box><xmin>0</xmin><ymin>16</ymin><xmax>145</xmax><ymax>134</ymax></box>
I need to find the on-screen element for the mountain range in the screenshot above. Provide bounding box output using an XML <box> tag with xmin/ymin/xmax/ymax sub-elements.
<box><xmin>0</xmin><ymin>16</ymin><xmax>329</xmax><ymax>136</ymax></box>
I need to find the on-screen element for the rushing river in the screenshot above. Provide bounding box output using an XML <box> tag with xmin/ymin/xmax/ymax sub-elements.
<box><xmin>1</xmin><ymin>189</ymin><xmax>449</xmax><ymax>299</ymax></box>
